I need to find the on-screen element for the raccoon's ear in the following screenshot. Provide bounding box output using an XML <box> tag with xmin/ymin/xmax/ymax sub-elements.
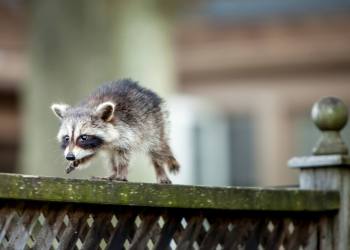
<box><xmin>95</xmin><ymin>101</ymin><xmax>115</xmax><ymax>122</ymax></box>
<box><xmin>51</xmin><ymin>103</ymin><xmax>70</xmax><ymax>119</ymax></box>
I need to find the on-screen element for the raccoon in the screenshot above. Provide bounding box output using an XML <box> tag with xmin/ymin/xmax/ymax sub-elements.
<box><xmin>51</xmin><ymin>79</ymin><xmax>180</xmax><ymax>184</ymax></box>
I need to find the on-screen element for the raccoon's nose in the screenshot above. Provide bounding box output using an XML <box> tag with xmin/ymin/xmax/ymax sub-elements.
<box><xmin>66</xmin><ymin>152</ymin><xmax>76</xmax><ymax>161</ymax></box>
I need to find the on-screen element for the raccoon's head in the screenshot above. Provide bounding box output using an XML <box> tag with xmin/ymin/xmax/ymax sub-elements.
<box><xmin>51</xmin><ymin>102</ymin><xmax>118</xmax><ymax>166</ymax></box>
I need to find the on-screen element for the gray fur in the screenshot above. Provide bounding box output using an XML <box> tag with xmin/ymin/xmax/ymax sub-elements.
<box><xmin>52</xmin><ymin>79</ymin><xmax>180</xmax><ymax>184</ymax></box>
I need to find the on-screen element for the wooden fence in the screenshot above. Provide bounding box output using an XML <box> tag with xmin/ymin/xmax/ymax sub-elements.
<box><xmin>0</xmin><ymin>97</ymin><xmax>348</xmax><ymax>250</ymax></box>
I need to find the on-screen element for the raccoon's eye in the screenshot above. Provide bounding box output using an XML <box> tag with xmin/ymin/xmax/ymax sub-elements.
<box><xmin>79</xmin><ymin>135</ymin><xmax>89</xmax><ymax>142</ymax></box>
<box><xmin>76</xmin><ymin>134</ymin><xmax>103</xmax><ymax>149</ymax></box>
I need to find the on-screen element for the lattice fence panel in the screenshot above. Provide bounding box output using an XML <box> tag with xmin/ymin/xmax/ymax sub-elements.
<box><xmin>0</xmin><ymin>200</ymin><xmax>330</xmax><ymax>250</ymax></box>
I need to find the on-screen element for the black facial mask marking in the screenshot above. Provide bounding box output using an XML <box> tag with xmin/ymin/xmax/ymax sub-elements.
<box><xmin>76</xmin><ymin>135</ymin><xmax>104</xmax><ymax>149</ymax></box>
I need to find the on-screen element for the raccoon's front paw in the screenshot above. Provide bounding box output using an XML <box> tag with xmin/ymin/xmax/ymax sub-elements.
<box><xmin>158</xmin><ymin>178</ymin><xmax>172</xmax><ymax>184</ymax></box>
<box><xmin>107</xmin><ymin>175</ymin><xmax>128</xmax><ymax>182</ymax></box>
<box><xmin>114</xmin><ymin>177</ymin><xmax>128</xmax><ymax>182</ymax></box>
<box><xmin>90</xmin><ymin>176</ymin><xmax>107</xmax><ymax>181</ymax></box>
<box><xmin>90</xmin><ymin>175</ymin><xmax>128</xmax><ymax>182</ymax></box>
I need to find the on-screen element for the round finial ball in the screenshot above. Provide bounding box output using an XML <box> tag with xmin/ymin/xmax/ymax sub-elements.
<box><xmin>312</xmin><ymin>97</ymin><xmax>348</xmax><ymax>131</ymax></box>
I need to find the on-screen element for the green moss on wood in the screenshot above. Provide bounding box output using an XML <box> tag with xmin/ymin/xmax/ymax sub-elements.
<box><xmin>0</xmin><ymin>173</ymin><xmax>340</xmax><ymax>211</ymax></box>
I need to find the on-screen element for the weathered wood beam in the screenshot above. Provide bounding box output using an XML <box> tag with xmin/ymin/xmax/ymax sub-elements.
<box><xmin>0</xmin><ymin>173</ymin><xmax>339</xmax><ymax>212</ymax></box>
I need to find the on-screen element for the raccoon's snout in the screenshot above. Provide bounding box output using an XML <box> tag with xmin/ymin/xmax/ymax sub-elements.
<box><xmin>65</xmin><ymin>152</ymin><xmax>76</xmax><ymax>161</ymax></box>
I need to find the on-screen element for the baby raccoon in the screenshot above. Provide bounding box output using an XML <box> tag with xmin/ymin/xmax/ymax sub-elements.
<box><xmin>51</xmin><ymin>79</ymin><xmax>179</xmax><ymax>184</ymax></box>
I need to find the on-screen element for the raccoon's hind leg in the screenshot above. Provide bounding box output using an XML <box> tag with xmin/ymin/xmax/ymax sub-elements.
<box><xmin>150</xmin><ymin>143</ymin><xmax>180</xmax><ymax>184</ymax></box>
<box><xmin>150</xmin><ymin>151</ymin><xmax>172</xmax><ymax>184</ymax></box>
<box><xmin>108</xmin><ymin>149</ymin><xmax>130</xmax><ymax>181</ymax></box>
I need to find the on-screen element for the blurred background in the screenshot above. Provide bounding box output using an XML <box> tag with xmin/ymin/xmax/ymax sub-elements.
<box><xmin>1</xmin><ymin>0</ymin><xmax>350</xmax><ymax>187</ymax></box>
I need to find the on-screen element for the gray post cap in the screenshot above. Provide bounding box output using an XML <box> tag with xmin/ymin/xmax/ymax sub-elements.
<box><xmin>312</xmin><ymin>97</ymin><xmax>348</xmax><ymax>133</ymax></box>
<box><xmin>312</xmin><ymin>97</ymin><xmax>348</xmax><ymax>155</ymax></box>
<box><xmin>289</xmin><ymin>97</ymin><xmax>350</xmax><ymax>168</ymax></box>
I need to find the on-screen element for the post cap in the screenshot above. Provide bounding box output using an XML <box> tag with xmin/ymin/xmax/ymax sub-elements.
<box><xmin>289</xmin><ymin>97</ymin><xmax>350</xmax><ymax>168</ymax></box>
<box><xmin>312</xmin><ymin>97</ymin><xmax>348</xmax><ymax>132</ymax></box>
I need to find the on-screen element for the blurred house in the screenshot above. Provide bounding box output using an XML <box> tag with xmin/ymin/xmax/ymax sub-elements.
<box><xmin>0</xmin><ymin>2</ymin><xmax>26</xmax><ymax>173</ymax></box>
<box><xmin>171</xmin><ymin>1</ymin><xmax>350</xmax><ymax>186</ymax></box>
<box><xmin>0</xmin><ymin>1</ymin><xmax>350</xmax><ymax>186</ymax></box>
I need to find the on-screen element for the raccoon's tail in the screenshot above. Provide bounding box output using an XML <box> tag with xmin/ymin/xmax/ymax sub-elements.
<box><xmin>167</xmin><ymin>156</ymin><xmax>180</xmax><ymax>174</ymax></box>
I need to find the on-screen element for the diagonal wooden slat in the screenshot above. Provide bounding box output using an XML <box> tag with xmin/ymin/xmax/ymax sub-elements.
<box><xmin>76</xmin><ymin>214</ymin><xmax>92</xmax><ymax>245</ymax></box>
<box><xmin>1</xmin><ymin>202</ymin><xmax>26</xmax><ymax>247</ymax></box>
<box><xmin>129</xmin><ymin>212</ymin><xmax>159</xmax><ymax>250</ymax></box>
<box><xmin>154</xmin><ymin>214</ymin><xmax>182</xmax><ymax>250</ymax></box>
<box><xmin>0</xmin><ymin>205</ymin><xmax>16</xmax><ymax>244</ymax></box>
<box><xmin>176</xmin><ymin>215</ymin><xmax>204</xmax><ymax>250</ymax></box>
<box><xmin>56</xmin><ymin>209</ymin><xmax>88</xmax><ymax>250</ymax></box>
<box><xmin>284</xmin><ymin>218</ymin><xmax>318</xmax><ymax>250</ymax></box>
<box><xmin>199</xmin><ymin>219</ymin><xmax>229</xmax><ymax>249</ymax></box>
<box><xmin>55</xmin><ymin>212</ymin><xmax>69</xmax><ymax>244</ymax></box>
<box><xmin>105</xmin><ymin>211</ymin><xmax>136</xmax><ymax>250</ymax></box>
<box><xmin>81</xmin><ymin>212</ymin><xmax>113</xmax><ymax>250</ymax></box>
<box><xmin>222</xmin><ymin>218</ymin><xmax>259</xmax><ymax>249</ymax></box>
<box><xmin>258</xmin><ymin>219</ymin><xmax>283</xmax><ymax>249</ymax></box>
<box><xmin>7</xmin><ymin>206</ymin><xmax>41</xmax><ymax>250</ymax></box>
<box><xmin>0</xmin><ymin>205</ymin><xmax>9</xmax><ymax>232</ymax></box>
<box><xmin>172</xmin><ymin>217</ymin><xmax>186</xmax><ymax>246</ymax></box>
<box><xmin>32</xmin><ymin>206</ymin><xmax>69</xmax><ymax>250</ymax></box>
<box><xmin>245</xmin><ymin>219</ymin><xmax>268</xmax><ymax>250</ymax></box>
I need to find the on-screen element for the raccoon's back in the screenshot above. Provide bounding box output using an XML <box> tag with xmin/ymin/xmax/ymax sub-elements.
<box><xmin>83</xmin><ymin>79</ymin><xmax>164</xmax><ymax>125</ymax></box>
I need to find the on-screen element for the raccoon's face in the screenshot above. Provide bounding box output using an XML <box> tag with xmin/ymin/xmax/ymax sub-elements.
<box><xmin>51</xmin><ymin>102</ymin><xmax>118</xmax><ymax>165</ymax></box>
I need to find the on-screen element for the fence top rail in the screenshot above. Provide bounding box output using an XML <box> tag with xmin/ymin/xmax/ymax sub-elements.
<box><xmin>0</xmin><ymin>173</ymin><xmax>339</xmax><ymax>212</ymax></box>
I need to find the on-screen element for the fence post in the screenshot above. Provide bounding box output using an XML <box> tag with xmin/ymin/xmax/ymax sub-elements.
<box><xmin>289</xmin><ymin>97</ymin><xmax>350</xmax><ymax>250</ymax></box>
